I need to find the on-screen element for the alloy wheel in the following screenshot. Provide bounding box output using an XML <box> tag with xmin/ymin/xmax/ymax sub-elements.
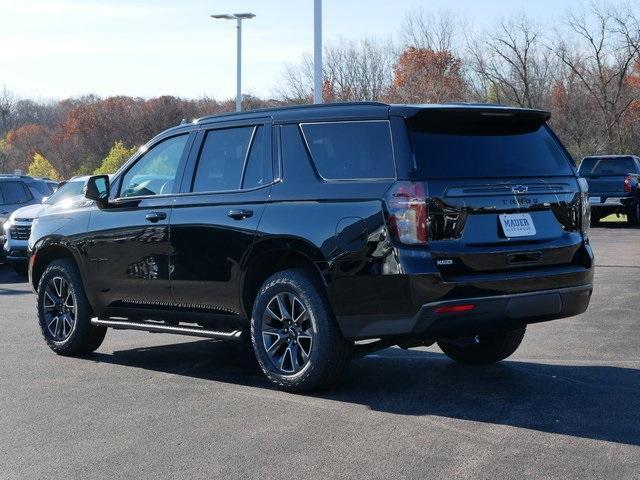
<box><xmin>261</xmin><ymin>292</ymin><xmax>314</xmax><ymax>374</ymax></box>
<box><xmin>43</xmin><ymin>276</ymin><xmax>76</xmax><ymax>341</ymax></box>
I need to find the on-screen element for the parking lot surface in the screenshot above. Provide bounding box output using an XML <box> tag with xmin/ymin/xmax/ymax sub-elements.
<box><xmin>0</xmin><ymin>226</ymin><xmax>638</xmax><ymax>479</ymax></box>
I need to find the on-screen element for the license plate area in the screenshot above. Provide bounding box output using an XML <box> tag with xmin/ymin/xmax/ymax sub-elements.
<box><xmin>588</xmin><ymin>196</ymin><xmax>601</xmax><ymax>204</ymax></box>
<box><xmin>499</xmin><ymin>213</ymin><xmax>536</xmax><ymax>238</ymax></box>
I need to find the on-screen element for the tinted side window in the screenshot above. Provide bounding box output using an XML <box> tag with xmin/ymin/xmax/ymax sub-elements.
<box><xmin>1</xmin><ymin>181</ymin><xmax>32</xmax><ymax>204</ymax></box>
<box><xmin>120</xmin><ymin>134</ymin><xmax>188</xmax><ymax>198</ymax></box>
<box><xmin>300</xmin><ymin>121</ymin><xmax>395</xmax><ymax>180</ymax></box>
<box><xmin>242</xmin><ymin>126</ymin><xmax>272</xmax><ymax>189</ymax></box>
<box><xmin>193</xmin><ymin>127</ymin><xmax>253</xmax><ymax>192</ymax></box>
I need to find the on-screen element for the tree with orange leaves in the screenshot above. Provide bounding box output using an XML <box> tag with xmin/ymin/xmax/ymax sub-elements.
<box><xmin>386</xmin><ymin>47</ymin><xmax>467</xmax><ymax>104</ymax></box>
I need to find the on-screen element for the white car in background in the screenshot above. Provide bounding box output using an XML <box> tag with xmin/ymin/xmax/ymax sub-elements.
<box><xmin>3</xmin><ymin>176</ymin><xmax>89</xmax><ymax>275</ymax></box>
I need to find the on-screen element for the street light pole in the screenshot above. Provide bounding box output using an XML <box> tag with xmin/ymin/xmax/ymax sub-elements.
<box><xmin>313</xmin><ymin>0</ymin><xmax>322</xmax><ymax>104</ymax></box>
<box><xmin>211</xmin><ymin>13</ymin><xmax>256</xmax><ymax>112</ymax></box>
<box><xmin>236</xmin><ymin>17</ymin><xmax>242</xmax><ymax>112</ymax></box>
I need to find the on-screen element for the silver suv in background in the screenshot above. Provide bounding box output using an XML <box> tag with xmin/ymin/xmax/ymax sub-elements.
<box><xmin>3</xmin><ymin>177</ymin><xmax>87</xmax><ymax>274</ymax></box>
<box><xmin>0</xmin><ymin>175</ymin><xmax>58</xmax><ymax>269</ymax></box>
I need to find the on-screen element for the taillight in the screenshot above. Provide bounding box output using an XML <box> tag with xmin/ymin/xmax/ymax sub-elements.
<box><xmin>624</xmin><ymin>176</ymin><xmax>632</xmax><ymax>193</ymax></box>
<box><xmin>385</xmin><ymin>181</ymin><xmax>428</xmax><ymax>245</ymax></box>
<box><xmin>578</xmin><ymin>177</ymin><xmax>590</xmax><ymax>238</ymax></box>
<box><xmin>435</xmin><ymin>304</ymin><xmax>475</xmax><ymax>314</ymax></box>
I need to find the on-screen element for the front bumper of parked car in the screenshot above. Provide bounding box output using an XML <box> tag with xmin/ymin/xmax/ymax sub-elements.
<box><xmin>3</xmin><ymin>220</ymin><xmax>31</xmax><ymax>264</ymax></box>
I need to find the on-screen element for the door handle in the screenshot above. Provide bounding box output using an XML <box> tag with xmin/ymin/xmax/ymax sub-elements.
<box><xmin>145</xmin><ymin>211</ymin><xmax>167</xmax><ymax>223</ymax></box>
<box><xmin>227</xmin><ymin>209</ymin><xmax>253</xmax><ymax>220</ymax></box>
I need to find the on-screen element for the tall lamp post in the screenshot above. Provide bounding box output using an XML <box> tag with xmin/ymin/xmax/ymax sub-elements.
<box><xmin>211</xmin><ymin>12</ymin><xmax>256</xmax><ymax>112</ymax></box>
<box><xmin>313</xmin><ymin>0</ymin><xmax>322</xmax><ymax>104</ymax></box>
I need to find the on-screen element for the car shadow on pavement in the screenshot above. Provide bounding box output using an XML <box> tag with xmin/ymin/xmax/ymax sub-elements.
<box><xmin>0</xmin><ymin>265</ymin><xmax>29</xmax><ymax>286</ymax></box>
<box><xmin>91</xmin><ymin>339</ymin><xmax>640</xmax><ymax>447</ymax></box>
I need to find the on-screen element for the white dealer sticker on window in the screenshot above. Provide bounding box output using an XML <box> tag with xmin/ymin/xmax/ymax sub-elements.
<box><xmin>499</xmin><ymin>213</ymin><xmax>536</xmax><ymax>238</ymax></box>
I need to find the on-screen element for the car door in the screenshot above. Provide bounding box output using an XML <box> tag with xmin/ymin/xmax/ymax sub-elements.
<box><xmin>84</xmin><ymin>132</ymin><xmax>195</xmax><ymax>314</ymax></box>
<box><xmin>170</xmin><ymin>121</ymin><xmax>274</xmax><ymax>319</ymax></box>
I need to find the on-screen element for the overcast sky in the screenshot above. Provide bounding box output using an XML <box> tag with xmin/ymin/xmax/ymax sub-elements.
<box><xmin>1</xmin><ymin>0</ymin><xmax>590</xmax><ymax>101</ymax></box>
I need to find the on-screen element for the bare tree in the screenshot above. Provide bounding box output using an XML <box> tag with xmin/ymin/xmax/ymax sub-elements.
<box><xmin>275</xmin><ymin>38</ymin><xmax>394</xmax><ymax>103</ymax></box>
<box><xmin>401</xmin><ymin>9</ymin><xmax>459</xmax><ymax>53</ymax></box>
<box><xmin>0</xmin><ymin>85</ymin><xmax>16</xmax><ymax>136</ymax></box>
<box><xmin>552</xmin><ymin>3</ymin><xmax>640</xmax><ymax>152</ymax></box>
<box><xmin>467</xmin><ymin>15</ymin><xmax>554</xmax><ymax>108</ymax></box>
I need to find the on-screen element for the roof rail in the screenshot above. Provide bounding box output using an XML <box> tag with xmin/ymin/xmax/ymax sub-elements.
<box><xmin>192</xmin><ymin>101</ymin><xmax>389</xmax><ymax>125</ymax></box>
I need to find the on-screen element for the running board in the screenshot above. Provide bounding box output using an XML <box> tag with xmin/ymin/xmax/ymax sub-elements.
<box><xmin>90</xmin><ymin>318</ymin><xmax>243</xmax><ymax>340</ymax></box>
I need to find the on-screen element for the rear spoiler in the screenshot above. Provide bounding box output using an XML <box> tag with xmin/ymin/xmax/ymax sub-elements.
<box><xmin>404</xmin><ymin>106</ymin><xmax>551</xmax><ymax>135</ymax></box>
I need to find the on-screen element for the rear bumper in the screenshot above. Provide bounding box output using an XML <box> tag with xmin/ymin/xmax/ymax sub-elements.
<box><xmin>590</xmin><ymin>195</ymin><xmax>635</xmax><ymax>209</ymax></box>
<box><xmin>337</xmin><ymin>284</ymin><xmax>592</xmax><ymax>339</ymax></box>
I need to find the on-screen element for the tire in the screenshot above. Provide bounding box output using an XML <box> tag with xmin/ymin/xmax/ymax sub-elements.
<box><xmin>250</xmin><ymin>268</ymin><xmax>352</xmax><ymax>392</ymax></box>
<box><xmin>627</xmin><ymin>202</ymin><xmax>640</xmax><ymax>226</ymax></box>
<box><xmin>37</xmin><ymin>258</ymin><xmax>107</xmax><ymax>356</ymax></box>
<box><xmin>11</xmin><ymin>262</ymin><xmax>28</xmax><ymax>277</ymax></box>
<box><xmin>437</xmin><ymin>325</ymin><xmax>526</xmax><ymax>364</ymax></box>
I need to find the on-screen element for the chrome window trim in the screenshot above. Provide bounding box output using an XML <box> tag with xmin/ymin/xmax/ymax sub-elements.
<box><xmin>238</xmin><ymin>126</ymin><xmax>258</xmax><ymax>189</ymax></box>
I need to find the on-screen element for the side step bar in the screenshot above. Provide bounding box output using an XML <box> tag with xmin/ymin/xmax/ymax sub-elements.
<box><xmin>90</xmin><ymin>318</ymin><xmax>243</xmax><ymax>341</ymax></box>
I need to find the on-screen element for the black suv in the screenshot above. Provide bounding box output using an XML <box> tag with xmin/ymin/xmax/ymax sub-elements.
<box><xmin>28</xmin><ymin>103</ymin><xmax>593</xmax><ymax>391</ymax></box>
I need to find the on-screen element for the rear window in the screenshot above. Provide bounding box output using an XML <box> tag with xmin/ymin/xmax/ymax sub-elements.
<box><xmin>301</xmin><ymin>121</ymin><xmax>395</xmax><ymax>180</ymax></box>
<box><xmin>409</xmin><ymin>122</ymin><xmax>574</xmax><ymax>178</ymax></box>
<box><xmin>579</xmin><ymin>157</ymin><xmax>636</xmax><ymax>176</ymax></box>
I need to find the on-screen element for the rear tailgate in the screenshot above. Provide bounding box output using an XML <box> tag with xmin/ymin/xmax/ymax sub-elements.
<box><xmin>426</xmin><ymin>177</ymin><xmax>583</xmax><ymax>277</ymax></box>
<box><xmin>579</xmin><ymin>156</ymin><xmax>638</xmax><ymax>203</ymax></box>
<box><xmin>405</xmin><ymin>107</ymin><xmax>586</xmax><ymax>278</ymax></box>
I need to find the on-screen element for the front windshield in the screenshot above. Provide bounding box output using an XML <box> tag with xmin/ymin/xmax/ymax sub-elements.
<box><xmin>45</xmin><ymin>180</ymin><xmax>85</xmax><ymax>204</ymax></box>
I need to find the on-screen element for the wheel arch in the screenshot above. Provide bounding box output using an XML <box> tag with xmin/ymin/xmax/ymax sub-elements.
<box><xmin>240</xmin><ymin>237</ymin><xmax>330</xmax><ymax>320</ymax></box>
<box><xmin>30</xmin><ymin>239</ymin><xmax>85</xmax><ymax>293</ymax></box>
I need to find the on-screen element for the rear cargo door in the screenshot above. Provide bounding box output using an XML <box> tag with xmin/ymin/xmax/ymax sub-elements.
<box><xmin>407</xmin><ymin>108</ymin><xmax>584</xmax><ymax>277</ymax></box>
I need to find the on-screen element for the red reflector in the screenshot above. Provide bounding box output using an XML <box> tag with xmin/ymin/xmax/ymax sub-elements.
<box><xmin>435</xmin><ymin>304</ymin><xmax>475</xmax><ymax>314</ymax></box>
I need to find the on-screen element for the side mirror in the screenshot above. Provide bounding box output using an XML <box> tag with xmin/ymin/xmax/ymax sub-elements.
<box><xmin>41</xmin><ymin>196</ymin><xmax>49</xmax><ymax>204</ymax></box>
<box><xmin>84</xmin><ymin>175</ymin><xmax>110</xmax><ymax>207</ymax></box>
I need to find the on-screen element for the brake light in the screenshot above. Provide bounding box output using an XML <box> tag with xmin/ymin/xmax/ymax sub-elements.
<box><xmin>578</xmin><ymin>177</ymin><xmax>590</xmax><ymax>238</ymax></box>
<box><xmin>624</xmin><ymin>176</ymin><xmax>632</xmax><ymax>193</ymax></box>
<box><xmin>385</xmin><ymin>181</ymin><xmax>428</xmax><ymax>245</ymax></box>
<box><xmin>435</xmin><ymin>304</ymin><xmax>475</xmax><ymax>314</ymax></box>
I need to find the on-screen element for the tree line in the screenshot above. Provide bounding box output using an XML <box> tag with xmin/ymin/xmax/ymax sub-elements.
<box><xmin>1</xmin><ymin>2</ymin><xmax>640</xmax><ymax>179</ymax></box>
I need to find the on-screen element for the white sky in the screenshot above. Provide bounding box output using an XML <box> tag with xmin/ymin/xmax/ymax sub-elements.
<box><xmin>1</xmin><ymin>0</ymin><xmax>590</xmax><ymax>101</ymax></box>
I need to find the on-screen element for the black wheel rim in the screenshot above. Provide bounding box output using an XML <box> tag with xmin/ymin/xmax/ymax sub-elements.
<box><xmin>261</xmin><ymin>292</ymin><xmax>314</xmax><ymax>374</ymax></box>
<box><xmin>43</xmin><ymin>276</ymin><xmax>76</xmax><ymax>341</ymax></box>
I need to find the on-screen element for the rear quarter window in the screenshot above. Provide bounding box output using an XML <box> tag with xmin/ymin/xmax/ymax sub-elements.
<box><xmin>300</xmin><ymin>121</ymin><xmax>395</xmax><ymax>180</ymax></box>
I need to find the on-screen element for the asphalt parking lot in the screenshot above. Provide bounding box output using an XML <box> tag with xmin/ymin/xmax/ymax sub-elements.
<box><xmin>0</xmin><ymin>227</ymin><xmax>638</xmax><ymax>480</ymax></box>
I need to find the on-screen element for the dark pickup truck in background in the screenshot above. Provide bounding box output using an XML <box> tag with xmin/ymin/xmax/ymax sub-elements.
<box><xmin>578</xmin><ymin>155</ymin><xmax>640</xmax><ymax>226</ymax></box>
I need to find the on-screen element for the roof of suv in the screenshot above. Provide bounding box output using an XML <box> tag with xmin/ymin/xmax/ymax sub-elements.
<box><xmin>179</xmin><ymin>102</ymin><xmax>550</xmax><ymax>129</ymax></box>
<box><xmin>0</xmin><ymin>175</ymin><xmax>55</xmax><ymax>183</ymax></box>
